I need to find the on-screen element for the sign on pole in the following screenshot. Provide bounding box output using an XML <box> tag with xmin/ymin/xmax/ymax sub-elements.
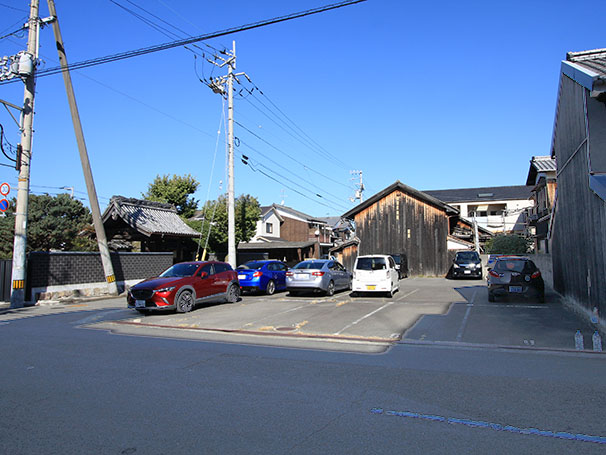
<box><xmin>0</xmin><ymin>182</ymin><xmax>9</xmax><ymax>196</ymax></box>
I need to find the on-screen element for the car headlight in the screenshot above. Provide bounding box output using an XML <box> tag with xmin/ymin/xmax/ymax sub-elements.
<box><xmin>453</xmin><ymin>264</ymin><xmax>460</xmax><ymax>268</ymax></box>
<box><xmin>155</xmin><ymin>286</ymin><xmax>176</xmax><ymax>294</ymax></box>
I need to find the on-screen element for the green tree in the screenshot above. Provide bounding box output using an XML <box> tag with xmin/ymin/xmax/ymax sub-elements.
<box><xmin>186</xmin><ymin>194</ymin><xmax>261</xmax><ymax>258</ymax></box>
<box><xmin>143</xmin><ymin>174</ymin><xmax>199</xmax><ymax>218</ymax></box>
<box><xmin>0</xmin><ymin>194</ymin><xmax>98</xmax><ymax>259</ymax></box>
<box><xmin>485</xmin><ymin>234</ymin><xmax>531</xmax><ymax>254</ymax></box>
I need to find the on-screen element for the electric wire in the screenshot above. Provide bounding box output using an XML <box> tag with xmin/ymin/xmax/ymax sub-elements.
<box><xmin>235</xmin><ymin>120</ymin><xmax>352</xmax><ymax>193</ymax></box>
<box><xmin>0</xmin><ymin>0</ymin><xmax>367</xmax><ymax>84</ymax></box>
<box><xmin>237</xmin><ymin>139</ymin><xmax>349</xmax><ymax>210</ymax></box>
<box><xmin>241</xmin><ymin>92</ymin><xmax>350</xmax><ymax>173</ymax></box>
<box><xmin>0</xmin><ymin>2</ymin><xmax>28</xmax><ymax>13</ymax></box>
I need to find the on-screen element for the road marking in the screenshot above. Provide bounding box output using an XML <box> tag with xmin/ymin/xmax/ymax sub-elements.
<box><xmin>396</xmin><ymin>288</ymin><xmax>419</xmax><ymax>301</ymax></box>
<box><xmin>239</xmin><ymin>303</ymin><xmax>309</xmax><ymax>329</ymax></box>
<box><xmin>334</xmin><ymin>289</ymin><xmax>418</xmax><ymax>335</ymax></box>
<box><xmin>455</xmin><ymin>289</ymin><xmax>477</xmax><ymax>342</ymax></box>
<box><xmin>370</xmin><ymin>408</ymin><xmax>606</xmax><ymax>445</ymax></box>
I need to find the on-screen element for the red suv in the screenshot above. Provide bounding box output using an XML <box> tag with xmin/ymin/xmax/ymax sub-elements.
<box><xmin>127</xmin><ymin>261</ymin><xmax>240</xmax><ymax>313</ymax></box>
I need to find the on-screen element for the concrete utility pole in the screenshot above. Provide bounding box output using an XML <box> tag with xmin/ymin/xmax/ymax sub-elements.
<box><xmin>227</xmin><ymin>41</ymin><xmax>236</xmax><ymax>269</ymax></box>
<box><xmin>350</xmin><ymin>170</ymin><xmax>365</xmax><ymax>203</ymax></box>
<box><xmin>10</xmin><ymin>0</ymin><xmax>40</xmax><ymax>308</ymax></box>
<box><xmin>206</xmin><ymin>41</ymin><xmax>249</xmax><ymax>268</ymax></box>
<box><xmin>47</xmin><ymin>0</ymin><xmax>118</xmax><ymax>295</ymax></box>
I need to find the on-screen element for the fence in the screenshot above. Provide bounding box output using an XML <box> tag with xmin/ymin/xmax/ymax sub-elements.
<box><xmin>27</xmin><ymin>251</ymin><xmax>173</xmax><ymax>301</ymax></box>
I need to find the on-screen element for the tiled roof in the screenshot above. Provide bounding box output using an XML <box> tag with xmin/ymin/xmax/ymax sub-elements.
<box><xmin>526</xmin><ymin>156</ymin><xmax>557</xmax><ymax>185</ymax></box>
<box><xmin>342</xmin><ymin>181</ymin><xmax>458</xmax><ymax>219</ymax></box>
<box><xmin>102</xmin><ymin>196</ymin><xmax>201</xmax><ymax>237</ymax></box>
<box><xmin>423</xmin><ymin>185</ymin><xmax>532</xmax><ymax>203</ymax></box>
<box><xmin>262</xmin><ymin>204</ymin><xmax>327</xmax><ymax>224</ymax></box>
<box><xmin>567</xmin><ymin>48</ymin><xmax>606</xmax><ymax>77</ymax></box>
<box><xmin>238</xmin><ymin>240</ymin><xmax>317</xmax><ymax>250</ymax></box>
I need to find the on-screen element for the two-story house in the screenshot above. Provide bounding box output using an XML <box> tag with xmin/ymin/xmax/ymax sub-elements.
<box><xmin>424</xmin><ymin>186</ymin><xmax>534</xmax><ymax>234</ymax></box>
<box><xmin>238</xmin><ymin>204</ymin><xmax>331</xmax><ymax>266</ymax></box>
<box><xmin>525</xmin><ymin>156</ymin><xmax>557</xmax><ymax>253</ymax></box>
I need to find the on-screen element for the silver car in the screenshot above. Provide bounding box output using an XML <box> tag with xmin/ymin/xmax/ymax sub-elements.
<box><xmin>286</xmin><ymin>259</ymin><xmax>351</xmax><ymax>296</ymax></box>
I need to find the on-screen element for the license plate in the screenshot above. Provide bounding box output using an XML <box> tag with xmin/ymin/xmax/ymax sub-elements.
<box><xmin>295</xmin><ymin>275</ymin><xmax>308</xmax><ymax>280</ymax></box>
<box><xmin>238</xmin><ymin>274</ymin><xmax>246</xmax><ymax>280</ymax></box>
<box><xmin>464</xmin><ymin>270</ymin><xmax>471</xmax><ymax>274</ymax></box>
<box><xmin>366</xmin><ymin>285</ymin><xmax>376</xmax><ymax>290</ymax></box>
<box><xmin>509</xmin><ymin>286</ymin><xmax>522</xmax><ymax>293</ymax></box>
<box><xmin>135</xmin><ymin>300</ymin><xmax>146</xmax><ymax>308</ymax></box>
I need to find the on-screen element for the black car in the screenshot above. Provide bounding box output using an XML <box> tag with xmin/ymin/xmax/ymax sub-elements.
<box><xmin>487</xmin><ymin>256</ymin><xmax>545</xmax><ymax>302</ymax></box>
<box><xmin>451</xmin><ymin>250</ymin><xmax>483</xmax><ymax>279</ymax></box>
<box><xmin>389</xmin><ymin>253</ymin><xmax>408</xmax><ymax>279</ymax></box>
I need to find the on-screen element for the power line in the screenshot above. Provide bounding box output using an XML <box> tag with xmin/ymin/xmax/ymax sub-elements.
<box><xmin>1</xmin><ymin>0</ymin><xmax>367</xmax><ymax>84</ymax></box>
<box><xmin>235</xmin><ymin>120</ymin><xmax>352</xmax><ymax>191</ymax></box>
<box><xmin>237</xmin><ymin>138</ymin><xmax>349</xmax><ymax>210</ymax></box>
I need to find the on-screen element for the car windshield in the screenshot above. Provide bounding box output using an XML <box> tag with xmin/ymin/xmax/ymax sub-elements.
<box><xmin>293</xmin><ymin>261</ymin><xmax>324</xmax><ymax>270</ymax></box>
<box><xmin>237</xmin><ymin>262</ymin><xmax>264</xmax><ymax>270</ymax></box>
<box><xmin>456</xmin><ymin>252</ymin><xmax>479</xmax><ymax>261</ymax></box>
<box><xmin>159</xmin><ymin>263</ymin><xmax>199</xmax><ymax>277</ymax></box>
<box><xmin>494</xmin><ymin>260</ymin><xmax>533</xmax><ymax>273</ymax></box>
<box><xmin>356</xmin><ymin>257</ymin><xmax>387</xmax><ymax>270</ymax></box>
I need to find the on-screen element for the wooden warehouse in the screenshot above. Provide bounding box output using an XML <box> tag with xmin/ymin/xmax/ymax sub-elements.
<box><xmin>550</xmin><ymin>49</ymin><xmax>606</xmax><ymax>319</ymax></box>
<box><xmin>341</xmin><ymin>181</ymin><xmax>458</xmax><ymax>277</ymax></box>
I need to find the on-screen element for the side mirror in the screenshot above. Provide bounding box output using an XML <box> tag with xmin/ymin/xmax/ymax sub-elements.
<box><xmin>199</xmin><ymin>271</ymin><xmax>209</xmax><ymax>279</ymax></box>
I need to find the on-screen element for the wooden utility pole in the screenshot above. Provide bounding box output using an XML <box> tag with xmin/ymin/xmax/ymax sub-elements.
<box><xmin>46</xmin><ymin>0</ymin><xmax>118</xmax><ymax>295</ymax></box>
<box><xmin>10</xmin><ymin>0</ymin><xmax>40</xmax><ymax>308</ymax></box>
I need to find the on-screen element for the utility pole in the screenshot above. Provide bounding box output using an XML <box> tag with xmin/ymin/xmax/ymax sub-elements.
<box><xmin>473</xmin><ymin>213</ymin><xmax>480</xmax><ymax>253</ymax></box>
<box><xmin>350</xmin><ymin>170</ymin><xmax>365</xmax><ymax>203</ymax></box>
<box><xmin>10</xmin><ymin>0</ymin><xmax>40</xmax><ymax>308</ymax></box>
<box><xmin>206</xmin><ymin>41</ymin><xmax>249</xmax><ymax>268</ymax></box>
<box><xmin>227</xmin><ymin>41</ymin><xmax>236</xmax><ymax>269</ymax></box>
<box><xmin>47</xmin><ymin>0</ymin><xmax>118</xmax><ymax>295</ymax></box>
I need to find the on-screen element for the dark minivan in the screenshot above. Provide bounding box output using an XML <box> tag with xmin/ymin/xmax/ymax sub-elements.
<box><xmin>451</xmin><ymin>250</ymin><xmax>483</xmax><ymax>279</ymax></box>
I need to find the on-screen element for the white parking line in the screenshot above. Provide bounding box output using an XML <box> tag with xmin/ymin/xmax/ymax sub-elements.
<box><xmin>455</xmin><ymin>289</ymin><xmax>477</xmax><ymax>342</ymax></box>
<box><xmin>240</xmin><ymin>303</ymin><xmax>309</xmax><ymax>328</ymax></box>
<box><xmin>334</xmin><ymin>289</ymin><xmax>418</xmax><ymax>335</ymax></box>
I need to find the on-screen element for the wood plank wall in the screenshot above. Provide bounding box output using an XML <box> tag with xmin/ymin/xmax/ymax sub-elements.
<box><xmin>354</xmin><ymin>190</ymin><xmax>450</xmax><ymax>276</ymax></box>
<box><xmin>552</xmin><ymin>76</ymin><xmax>606</xmax><ymax>315</ymax></box>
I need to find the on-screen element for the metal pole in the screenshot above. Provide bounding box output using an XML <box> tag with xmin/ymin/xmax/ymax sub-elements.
<box><xmin>227</xmin><ymin>40</ymin><xmax>236</xmax><ymax>268</ymax></box>
<box><xmin>10</xmin><ymin>0</ymin><xmax>40</xmax><ymax>308</ymax></box>
<box><xmin>47</xmin><ymin>0</ymin><xmax>118</xmax><ymax>295</ymax></box>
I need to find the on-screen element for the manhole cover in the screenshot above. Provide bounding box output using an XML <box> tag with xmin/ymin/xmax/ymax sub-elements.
<box><xmin>275</xmin><ymin>327</ymin><xmax>296</xmax><ymax>332</ymax></box>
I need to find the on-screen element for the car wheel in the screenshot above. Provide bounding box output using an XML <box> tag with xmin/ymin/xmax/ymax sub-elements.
<box><xmin>488</xmin><ymin>291</ymin><xmax>495</xmax><ymax>302</ymax></box>
<box><xmin>538</xmin><ymin>292</ymin><xmax>545</xmax><ymax>303</ymax></box>
<box><xmin>265</xmin><ymin>280</ymin><xmax>276</xmax><ymax>295</ymax></box>
<box><xmin>226</xmin><ymin>283</ymin><xmax>240</xmax><ymax>303</ymax></box>
<box><xmin>175</xmin><ymin>290</ymin><xmax>194</xmax><ymax>313</ymax></box>
<box><xmin>325</xmin><ymin>281</ymin><xmax>335</xmax><ymax>296</ymax></box>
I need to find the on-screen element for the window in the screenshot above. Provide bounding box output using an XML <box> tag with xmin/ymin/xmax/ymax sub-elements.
<box><xmin>199</xmin><ymin>263</ymin><xmax>214</xmax><ymax>276</ymax></box>
<box><xmin>214</xmin><ymin>263</ymin><xmax>231</xmax><ymax>273</ymax></box>
<box><xmin>266</xmin><ymin>223</ymin><xmax>273</xmax><ymax>234</ymax></box>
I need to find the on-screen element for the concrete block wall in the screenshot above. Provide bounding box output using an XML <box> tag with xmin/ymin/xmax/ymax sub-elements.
<box><xmin>28</xmin><ymin>252</ymin><xmax>173</xmax><ymax>301</ymax></box>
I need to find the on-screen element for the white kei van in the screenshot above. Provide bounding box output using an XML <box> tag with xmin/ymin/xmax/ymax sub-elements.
<box><xmin>351</xmin><ymin>254</ymin><xmax>400</xmax><ymax>297</ymax></box>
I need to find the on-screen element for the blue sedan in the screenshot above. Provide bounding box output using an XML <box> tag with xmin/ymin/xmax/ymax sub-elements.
<box><xmin>236</xmin><ymin>260</ymin><xmax>288</xmax><ymax>295</ymax></box>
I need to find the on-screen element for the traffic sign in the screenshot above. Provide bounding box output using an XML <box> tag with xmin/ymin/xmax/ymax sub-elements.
<box><xmin>0</xmin><ymin>199</ymin><xmax>8</xmax><ymax>212</ymax></box>
<box><xmin>0</xmin><ymin>182</ymin><xmax>9</xmax><ymax>196</ymax></box>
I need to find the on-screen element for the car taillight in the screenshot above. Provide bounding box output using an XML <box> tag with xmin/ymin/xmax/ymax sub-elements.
<box><xmin>286</xmin><ymin>272</ymin><xmax>293</xmax><ymax>277</ymax></box>
<box><xmin>531</xmin><ymin>271</ymin><xmax>541</xmax><ymax>279</ymax></box>
<box><xmin>488</xmin><ymin>270</ymin><xmax>501</xmax><ymax>278</ymax></box>
<box><xmin>312</xmin><ymin>271</ymin><xmax>325</xmax><ymax>277</ymax></box>
<box><xmin>253</xmin><ymin>271</ymin><xmax>263</xmax><ymax>277</ymax></box>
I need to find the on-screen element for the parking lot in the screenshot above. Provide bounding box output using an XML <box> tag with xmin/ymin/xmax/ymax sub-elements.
<box><xmin>90</xmin><ymin>277</ymin><xmax>603</xmax><ymax>354</ymax></box>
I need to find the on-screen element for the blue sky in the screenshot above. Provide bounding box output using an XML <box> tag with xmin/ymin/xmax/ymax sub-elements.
<box><xmin>0</xmin><ymin>0</ymin><xmax>604</xmax><ymax>218</ymax></box>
